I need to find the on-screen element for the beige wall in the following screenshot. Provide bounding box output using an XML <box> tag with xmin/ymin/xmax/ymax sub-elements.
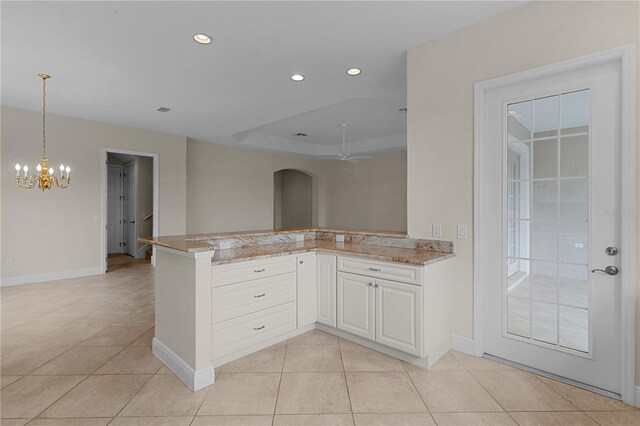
<box><xmin>187</xmin><ymin>139</ymin><xmax>328</xmax><ymax>233</ymax></box>
<box><xmin>1</xmin><ymin>107</ymin><xmax>187</xmax><ymax>280</ymax></box>
<box><xmin>187</xmin><ymin>139</ymin><xmax>407</xmax><ymax>234</ymax></box>
<box><xmin>407</xmin><ymin>0</ymin><xmax>639</xmax><ymax>381</ymax></box>
<box><xmin>323</xmin><ymin>150</ymin><xmax>407</xmax><ymax>231</ymax></box>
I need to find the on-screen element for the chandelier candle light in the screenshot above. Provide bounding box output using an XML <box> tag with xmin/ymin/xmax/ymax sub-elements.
<box><xmin>15</xmin><ymin>73</ymin><xmax>70</xmax><ymax>190</ymax></box>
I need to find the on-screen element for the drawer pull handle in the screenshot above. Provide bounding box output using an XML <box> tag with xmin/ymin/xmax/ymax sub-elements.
<box><xmin>253</xmin><ymin>325</ymin><xmax>265</xmax><ymax>331</ymax></box>
<box><xmin>254</xmin><ymin>293</ymin><xmax>266</xmax><ymax>298</ymax></box>
<box><xmin>254</xmin><ymin>268</ymin><xmax>266</xmax><ymax>273</ymax></box>
<box><xmin>369</xmin><ymin>267</ymin><xmax>381</xmax><ymax>272</ymax></box>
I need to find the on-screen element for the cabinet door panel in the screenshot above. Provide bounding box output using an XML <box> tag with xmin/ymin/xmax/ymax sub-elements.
<box><xmin>337</xmin><ymin>272</ymin><xmax>375</xmax><ymax>340</ymax></box>
<box><xmin>375</xmin><ymin>279</ymin><xmax>423</xmax><ymax>356</ymax></box>
<box><xmin>297</xmin><ymin>253</ymin><xmax>317</xmax><ymax>327</ymax></box>
<box><xmin>317</xmin><ymin>254</ymin><xmax>337</xmax><ymax>327</ymax></box>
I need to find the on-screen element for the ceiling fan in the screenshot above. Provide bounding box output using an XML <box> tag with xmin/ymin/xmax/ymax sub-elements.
<box><xmin>316</xmin><ymin>124</ymin><xmax>372</xmax><ymax>163</ymax></box>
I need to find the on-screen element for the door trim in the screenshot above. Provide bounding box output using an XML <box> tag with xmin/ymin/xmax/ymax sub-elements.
<box><xmin>123</xmin><ymin>161</ymin><xmax>137</xmax><ymax>257</ymax></box>
<box><xmin>101</xmin><ymin>148</ymin><xmax>159</xmax><ymax>272</ymax></box>
<box><xmin>473</xmin><ymin>45</ymin><xmax>637</xmax><ymax>404</ymax></box>
<box><xmin>107</xmin><ymin>164</ymin><xmax>124</xmax><ymax>254</ymax></box>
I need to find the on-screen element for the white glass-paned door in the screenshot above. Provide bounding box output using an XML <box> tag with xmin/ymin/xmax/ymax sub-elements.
<box><xmin>506</xmin><ymin>89</ymin><xmax>590</xmax><ymax>353</ymax></box>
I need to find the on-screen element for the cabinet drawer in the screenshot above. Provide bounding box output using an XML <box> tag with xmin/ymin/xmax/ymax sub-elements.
<box><xmin>212</xmin><ymin>302</ymin><xmax>296</xmax><ymax>360</ymax></box>
<box><xmin>212</xmin><ymin>272</ymin><xmax>296</xmax><ymax>323</ymax></box>
<box><xmin>337</xmin><ymin>256</ymin><xmax>423</xmax><ymax>285</ymax></box>
<box><xmin>212</xmin><ymin>256</ymin><xmax>296</xmax><ymax>287</ymax></box>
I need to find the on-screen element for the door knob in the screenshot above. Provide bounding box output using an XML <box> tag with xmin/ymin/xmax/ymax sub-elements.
<box><xmin>591</xmin><ymin>266</ymin><xmax>619</xmax><ymax>276</ymax></box>
<box><xmin>605</xmin><ymin>246</ymin><xmax>619</xmax><ymax>256</ymax></box>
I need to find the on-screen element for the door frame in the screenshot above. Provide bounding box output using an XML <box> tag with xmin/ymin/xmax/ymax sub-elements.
<box><xmin>101</xmin><ymin>148</ymin><xmax>159</xmax><ymax>272</ymax></box>
<box><xmin>123</xmin><ymin>161</ymin><xmax>137</xmax><ymax>257</ymax></box>
<box><xmin>473</xmin><ymin>45</ymin><xmax>637</xmax><ymax>404</ymax></box>
<box><xmin>107</xmin><ymin>164</ymin><xmax>124</xmax><ymax>254</ymax></box>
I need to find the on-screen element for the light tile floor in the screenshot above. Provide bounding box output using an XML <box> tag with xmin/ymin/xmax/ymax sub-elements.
<box><xmin>1</xmin><ymin>261</ymin><xmax>638</xmax><ymax>425</ymax></box>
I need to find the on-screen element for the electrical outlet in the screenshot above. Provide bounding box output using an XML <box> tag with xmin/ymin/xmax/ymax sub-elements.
<box><xmin>295</xmin><ymin>234</ymin><xmax>304</xmax><ymax>242</ymax></box>
<box><xmin>457</xmin><ymin>224</ymin><xmax>467</xmax><ymax>240</ymax></box>
<box><xmin>336</xmin><ymin>234</ymin><xmax>345</xmax><ymax>242</ymax></box>
<box><xmin>219</xmin><ymin>240</ymin><xmax>232</xmax><ymax>250</ymax></box>
<box><xmin>432</xmin><ymin>224</ymin><xmax>442</xmax><ymax>238</ymax></box>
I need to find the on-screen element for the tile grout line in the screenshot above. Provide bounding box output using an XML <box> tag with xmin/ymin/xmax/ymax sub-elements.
<box><xmin>270</xmin><ymin>337</ymin><xmax>288</xmax><ymax>425</ymax></box>
<box><xmin>401</xmin><ymin>356</ymin><xmax>437</xmax><ymax>425</ymax></box>
<box><xmin>449</xmin><ymin>351</ymin><xmax>518</xmax><ymax>424</ymax></box>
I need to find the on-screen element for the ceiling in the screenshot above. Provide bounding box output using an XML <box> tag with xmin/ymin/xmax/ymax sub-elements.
<box><xmin>1</xmin><ymin>1</ymin><xmax>523</xmax><ymax>157</ymax></box>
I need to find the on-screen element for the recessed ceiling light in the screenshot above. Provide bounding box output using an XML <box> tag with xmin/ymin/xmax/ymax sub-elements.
<box><xmin>291</xmin><ymin>74</ymin><xmax>305</xmax><ymax>82</ymax></box>
<box><xmin>193</xmin><ymin>34</ymin><xmax>212</xmax><ymax>44</ymax></box>
<box><xmin>346</xmin><ymin>68</ymin><xmax>361</xmax><ymax>76</ymax></box>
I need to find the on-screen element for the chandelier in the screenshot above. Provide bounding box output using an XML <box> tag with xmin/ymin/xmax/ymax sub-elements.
<box><xmin>15</xmin><ymin>74</ymin><xmax>70</xmax><ymax>190</ymax></box>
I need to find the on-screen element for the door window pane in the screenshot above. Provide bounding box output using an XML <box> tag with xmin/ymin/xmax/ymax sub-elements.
<box><xmin>560</xmin><ymin>178</ymin><xmax>588</xmax><ymax>222</ymax></box>
<box><xmin>561</xmin><ymin>135</ymin><xmax>589</xmax><ymax>177</ymax></box>
<box><xmin>505</xmin><ymin>89</ymin><xmax>590</xmax><ymax>354</ymax></box>
<box><xmin>508</xmin><ymin>100</ymin><xmax>532</xmax><ymax>142</ymax></box>
<box><xmin>561</xmin><ymin>90</ymin><xmax>589</xmax><ymax>135</ymax></box>
<box><xmin>533</xmin><ymin>95</ymin><xmax>559</xmax><ymax>138</ymax></box>
<box><xmin>533</xmin><ymin>140</ymin><xmax>558</xmax><ymax>179</ymax></box>
<box><xmin>532</xmin><ymin>181</ymin><xmax>558</xmax><ymax>222</ymax></box>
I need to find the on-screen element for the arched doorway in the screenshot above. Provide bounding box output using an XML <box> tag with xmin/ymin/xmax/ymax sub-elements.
<box><xmin>273</xmin><ymin>169</ymin><xmax>313</xmax><ymax>228</ymax></box>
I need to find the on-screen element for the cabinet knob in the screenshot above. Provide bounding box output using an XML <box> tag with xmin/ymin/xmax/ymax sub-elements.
<box><xmin>368</xmin><ymin>282</ymin><xmax>373</xmax><ymax>287</ymax></box>
<box><xmin>299</xmin><ymin>261</ymin><xmax>304</xmax><ymax>264</ymax></box>
<box><xmin>374</xmin><ymin>283</ymin><xmax>380</xmax><ymax>288</ymax></box>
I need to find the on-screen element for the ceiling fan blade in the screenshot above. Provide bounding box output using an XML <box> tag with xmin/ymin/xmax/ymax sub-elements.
<box><xmin>314</xmin><ymin>156</ymin><xmax>342</xmax><ymax>160</ymax></box>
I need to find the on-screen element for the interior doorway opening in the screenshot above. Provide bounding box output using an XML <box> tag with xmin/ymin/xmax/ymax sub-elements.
<box><xmin>102</xmin><ymin>149</ymin><xmax>158</xmax><ymax>273</ymax></box>
<box><xmin>273</xmin><ymin>169</ymin><xmax>314</xmax><ymax>229</ymax></box>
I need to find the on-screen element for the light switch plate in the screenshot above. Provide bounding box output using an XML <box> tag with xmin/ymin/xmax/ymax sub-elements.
<box><xmin>295</xmin><ymin>234</ymin><xmax>304</xmax><ymax>242</ymax></box>
<box><xmin>457</xmin><ymin>224</ymin><xmax>468</xmax><ymax>239</ymax></box>
<box><xmin>336</xmin><ymin>234</ymin><xmax>345</xmax><ymax>242</ymax></box>
<box><xmin>432</xmin><ymin>224</ymin><xmax>442</xmax><ymax>238</ymax></box>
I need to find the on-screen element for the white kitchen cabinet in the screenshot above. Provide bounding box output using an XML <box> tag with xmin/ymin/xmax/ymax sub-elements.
<box><xmin>316</xmin><ymin>254</ymin><xmax>337</xmax><ymax>327</ymax></box>
<box><xmin>337</xmin><ymin>272</ymin><xmax>375</xmax><ymax>340</ymax></box>
<box><xmin>297</xmin><ymin>252</ymin><xmax>317</xmax><ymax>327</ymax></box>
<box><xmin>375</xmin><ymin>278</ymin><xmax>422</xmax><ymax>356</ymax></box>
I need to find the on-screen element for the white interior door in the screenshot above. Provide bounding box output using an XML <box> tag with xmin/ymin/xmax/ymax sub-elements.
<box><xmin>107</xmin><ymin>165</ymin><xmax>123</xmax><ymax>254</ymax></box>
<box><xmin>477</xmin><ymin>60</ymin><xmax>622</xmax><ymax>396</ymax></box>
<box><xmin>123</xmin><ymin>162</ymin><xmax>136</xmax><ymax>256</ymax></box>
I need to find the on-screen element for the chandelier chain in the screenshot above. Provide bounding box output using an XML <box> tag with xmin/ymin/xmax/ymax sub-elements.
<box><xmin>42</xmin><ymin>76</ymin><xmax>46</xmax><ymax>159</ymax></box>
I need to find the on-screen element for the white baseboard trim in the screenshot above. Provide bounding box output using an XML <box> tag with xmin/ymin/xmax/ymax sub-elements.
<box><xmin>635</xmin><ymin>385</ymin><xmax>640</xmax><ymax>407</ymax></box>
<box><xmin>0</xmin><ymin>267</ymin><xmax>103</xmax><ymax>287</ymax></box>
<box><xmin>451</xmin><ymin>334</ymin><xmax>474</xmax><ymax>355</ymax></box>
<box><xmin>152</xmin><ymin>337</ymin><xmax>214</xmax><ymax>391</ymax></box>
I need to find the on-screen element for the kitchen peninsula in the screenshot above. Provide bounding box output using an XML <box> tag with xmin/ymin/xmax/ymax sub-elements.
<box><xmin>140</xmin><ymin>228</ymin><xmax>454</xmax><ymax>390</ymax></box>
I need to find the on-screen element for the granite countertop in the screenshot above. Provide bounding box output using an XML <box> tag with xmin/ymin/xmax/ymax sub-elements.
<box><xmin>211</xmin><ymin>240</ymin><xmax>454</xmax><ymax>266</ymax></box>
<box><xmin>139</xmin><ymin>227</ymin><xmax>407</xmax><ymax>253</ymax></box>
<box><xmin>184</xmin><ymin>227</ymin><xmax>407</xmax><ymax>241</ymax></box>
<box><xmin>139</xmin><ymin>227</ymin><xmax>454</xmax><ymax>266</ymax></box>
